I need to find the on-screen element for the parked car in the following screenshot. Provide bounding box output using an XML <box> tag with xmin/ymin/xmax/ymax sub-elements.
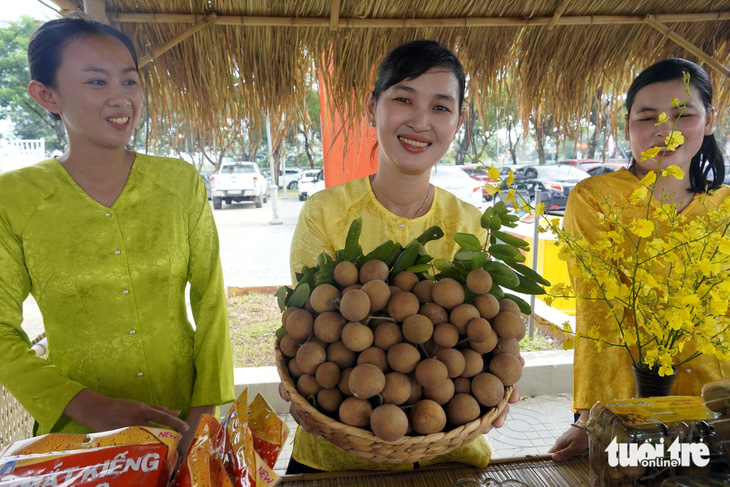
<box><xmin>298</xmin><ymin>169</ymin><xmax>325</xmax><ymax>200</ymax></box>
<box><xmin>210</xmin><ymin>161</ymin><xmax>268</xmax><ymax>209</ymax></box>
<box><xmin>494</xmin><ymin>164</ymin><xmax>590</xmax><ymax>213</ymax></box>
<box><xmin>430</xmin><ymin>164</ymin><xmax>483</xmax><ymax>209</ymax></box>
<box><xmin>298</xmin><ymin>168</ymin><xmax>320</xmax><ymax>187</ymax></box>
<box><xmin>558</xmin><ymin>159</ymin><xmax>604</xmax><ymax>171</ymax></box>
<box><xmin>586</xmin><ymin>162</ymin><xmax>628</xmax><ymax>177</ymax></box>
<box><xmin>461</xmin><ymin>165</ymin><xmax>498</xmax><ymax>201</ymax></box>
<box><xmin>278</xmin><ymin>168</ymin><xmax>302</xmax><ymax>189</ymax></box>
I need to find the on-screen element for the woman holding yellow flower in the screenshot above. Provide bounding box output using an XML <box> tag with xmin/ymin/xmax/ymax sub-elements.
<box><xmin>550</xmin><ymin>58</ymin><xmax>729</xmax><ymax>462</ymax></box>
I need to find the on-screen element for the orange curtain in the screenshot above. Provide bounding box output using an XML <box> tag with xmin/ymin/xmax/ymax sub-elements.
<box><xmin>318</xmin><ymin>76</ymin><xmax>379</xmax><ymax>187</ymax></box>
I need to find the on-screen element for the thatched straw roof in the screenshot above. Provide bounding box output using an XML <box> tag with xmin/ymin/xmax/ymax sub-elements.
<box><xmin>49</xmin><ymin>0</ymin><xmax>730</xmax><ymax>151</ymax></box>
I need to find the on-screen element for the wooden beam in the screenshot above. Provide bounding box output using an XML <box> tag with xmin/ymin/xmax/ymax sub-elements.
<box><xmin>330</xmin><ymin>0</ymin><xmax>340</xmax><ymax>30</ymax></box>
<box><xmin>46</xmin><ymin>0</ymin><xmax>77</xmax><ymax>11</ymax></box>
<box><xmin>138</xmin><ymin>13</ymin><xmax>218</xmax><ymax>68</ymax></box>
<box><xmin>108</xmin><ymin>11</ymin><xmax>730</xmax><ymax>27</ymax></box>
<box><xmin>644</xmin><ymin>15</ymin><xmax>730</xmax><ymax>78</ymax></box>
<box><xmin>547</xmin><ymin>0</ymin><xmax>572</xmax><ymax>30</ymax></box>
<box><xmin>83</xmin><ymin>0</ymin><xmax>108</xmax><ymax>23</ymax></box>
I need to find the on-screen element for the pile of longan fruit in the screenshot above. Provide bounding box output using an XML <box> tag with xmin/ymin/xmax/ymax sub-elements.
<box><xmin>277</xmin><ymin>259</ymin><xmax>525</xmax><ymax>442</ymax></box>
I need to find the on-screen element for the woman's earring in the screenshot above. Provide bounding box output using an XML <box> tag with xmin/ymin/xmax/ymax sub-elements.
<box><xmin>370</xmin><ymin>121</ymin><xmax>375</xmax><ymax>127</ymax></box>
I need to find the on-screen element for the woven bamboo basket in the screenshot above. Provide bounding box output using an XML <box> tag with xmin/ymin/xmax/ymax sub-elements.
<box><xmin>276</xmin><ymin>345</ymin><xmax>513</xmax><ymax>464</ymax></box>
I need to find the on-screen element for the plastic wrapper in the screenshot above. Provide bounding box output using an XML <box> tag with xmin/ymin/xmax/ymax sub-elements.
<box><xmin>173</xmin><ymin>387</ymin><xmax>289</xmax><ymax>487</ymax></box>
<box><xmin>0</xmin><ymin>426</ymin><xmax>180</xmax><ymax>486</ymax></box>
<box><xmin>586</xmin><ymin>396</ymin><xmax>725</xmax><ymax>486</ymax></box>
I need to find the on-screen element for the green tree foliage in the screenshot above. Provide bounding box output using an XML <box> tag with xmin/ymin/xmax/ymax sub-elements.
<box><xmin>0</xmin><ymin>17</ymin><xmax>66</xmax><ymax>153</ymax></box>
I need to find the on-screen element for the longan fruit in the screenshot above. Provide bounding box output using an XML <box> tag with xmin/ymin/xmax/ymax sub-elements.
<box><xmin>309</xmin><ymin>284</ymin><xmax>340</xmax><ymax>313</ymax></box>
<box><xmin>393</xmin><ymin>271</ymin><xmax>419</xmax><ymax>292</ymax></box>
<box><xmin>488</xmin><ymin>353</ymin><xmax>523</xmax><ymax>386</ymax></box>
<box><xmin>296</xmin><ymin>374</ymin><xmax>322</xmax><ymax>398</ymax></box>
<box><xmin>419</xmin><ymin>303</ymin><xmax>448</xmax><ymax>325</ymax></box>
<box><xmin>447</xmin><ymin>394</ymin><xmax>481</xmax><ymax>426</ymax></box>
<box><xmin>461</xmin><ymin>349</ymin><xmax>485</xmax><ymax>377</ymax></box>
<box><xmin>382</xmin><ymin>372</ymin><xmax>412</xmax><ymax>405</ymax></box>
<box><xmin>469</xmin><ymin>330</ymin><xmax>498</xmax><ymax>354</ymax></box>
<box><xmin>279</xmin><ymin>333</ymin><xmax>299</xmax><ymax>357</ymax></box>
<box><xmin>359</xmin><ymin>259</ymin><xmax>389</xmax><ymax>284</ymax></box>
<box><xmin>349</xmin><ymin>363</ymin><xmax>385</xmax><ymax>399</ymax></box>
<box><xmin>491</xmin><ymin>312</ymin><xmax>526</xmax><ymax>340</ymax></box>
<box><xmin>386</xmin><ymin>343</ymin><xmax>421</xmax><ymax>374</ymax></box>
<box><xmin>471</xmin><ymin>372</ymin><xmax>505</xmax><ymax>407</ymax></box>
<box><xmin>432</xmin><ymin>278</ymin><xmax>465</xmax><ymax>309</ymax></box>
<box><xmin>423</xmin><ymin>378</ymin><xmax>454</xmax><ymax>405</ymax></box>
<box><xmin>317</xmin><ymin>388</ymin><xmax>343</xmax><ymax>413</ymax></box>
<box><xmin>285</xmin><ymin>308</ymin><xmax>314</xmax><ymax>343</ymax></box>
<box><xmin>334</xmin><ymin>261</ymin><xmax>359</xmax><ymax>287</ymax></box>
<box><xmin>415</xmin><ymin>358</ymin><xmax>449</xmax><ymax>389</ymax></box>
<box><xmin>402</xmin><ymin>314</ymin><xmax>434</xmax><ymax>344</ymax></box>
<box><xmin>327</xmin><ymin>340</ymin><xmax>356</xmax><ymax>369</ymax></box>
<box><xmin>339</xmin><ymin>397</ymin><xmax>372</xmax><ymax>427</ymax></box>
<box><xmin>358</xmin><ymin>346</ymin><xmax>388</xmax><ymax>371</ymax></box>
<box><xmin>338</xmin><ymin>367</ymin><xmax>353</xmax><ymax>395</ymax></box>
<box><xmin>453</xmin><ymin>377</ymin><xmax>471</xmax><ymax>394</ymax></box>
<box><xmin>410</xmin><ymin>399</ymin><xmax>446</xmax><ymax>435</ymax></box>
<box><xmin>449</xmin><ymin>303</ymin><xmax>481</xmax><ymax>334</ymax></box>
<box><xmin>433</xmin><ymin>323</ymin><xmax>459</xmax><ymax>348</ymax></box>
<box><xmin>473</xmin><ymin>293</ymin><xmax>500</xmax><ymax>320</ymax></box>
<box><xmin>339</xmin><ymin>289</ymin><xmax>371</xmax><ymax>322</ymax></box>
<box><xmin>498</xmin><ymin>298</ymin><xmax>522</xmax><ymax>317</ymax></box>
<box><xmin>412</xmin><ymin>279</ymin><xmax>435</xmax><ymax>304</ymax></box>
<box><xmin>288</xmin><ymin>356</ymin><xmax>304</xmax><ymax>379</ymax></box>
<box><xmin>341</xmin><ymin>284</ymin><xmax>362</xmax><ymax>295</ymax></box>
<box><xmin>281</xmin><ymin>306</ymin><xmax>300</xmax><ymax>327</ymax></box>
<box><xmin>493</xmin><ymin>337</ymin><xmax>521</xmax><ymax>355</ymax></box>
<box><xmin>406</xmin><ymin>375</ymin><xmax>423</xmax><ymax>405</ymax></box>
<box><xmin>387</xmin><ymin>291</ymin><xmax>420</xmax><ymax>322</ymax></box>
<box><xmin>389</xmin><ymin>285</ymin><xmax>403</xmax><ymax>296</ymax></box>
<box><xmin>466</xmin><ymin>317</ymin><xmax>493</xmax><ymax>342</ymax></box>
<box><xmin>341</xmin><ymin>321</ymin><xmax>374</xmax><ymax>352</ymax></box>
<box><xmin>296</xmin><ymin>341</ymin><xmax>326</xmax><ymax>375</ymax></box>
<box><xmin>466</xmin><ymin>268</ymin><xmax>493</xmax><ymax>295</ymax></box>
<box><xmin>373</xmin><ymin>322</ymin><xmax>403</xmax><ymax>350</ymax></box>
<box><xmin>434</xmin><ymin>348</ymin><xmax>466</xmax><ymax>378</ymax></box>
<box><xmin>370</xmin><ymin>404</ymin><xmax>409</xmax><ymax>441</ymax></box>
<box><xmin>315</xmin><ymin>361</ymin><xmax>342</xmax><ymax>389</ymax></box>
<box><xmin>360</xmin><ymin>279</ymin><xmax>391</xmax><ymax>313</ymax></box>
<box><xmin>313</xmin><ymin>311</ymin><xmax>346</xmax><ymax>343</ymax></box>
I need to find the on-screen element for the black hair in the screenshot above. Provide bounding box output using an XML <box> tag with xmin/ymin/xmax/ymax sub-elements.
<box><xmin>28</xmin><ymin>18</ymin><xmax>139</xmax><ymax>122</ymax></box>
<box><xmin>626</xmin><ymin>58</ymin><xmax>725</xmax><ymax>192</ymax></box>
<box><xmin>372</xmin><ymin>40</ymin><xmax>466</xmax><ymax>111</ymax></box>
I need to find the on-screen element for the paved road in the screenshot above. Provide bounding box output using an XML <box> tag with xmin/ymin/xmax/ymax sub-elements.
<box><xmin>212</xmin><ymin>192</ymin><xmax>303</xmax><ymax>289</ymax></box>
<box><xmin>20</xmin><ymin>192</ymin><xmax>304</xmax><ymax>340</ymax></box>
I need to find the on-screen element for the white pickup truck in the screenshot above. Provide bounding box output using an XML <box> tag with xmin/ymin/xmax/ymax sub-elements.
<box><xmin>210</xmin><ymin>161</ymin><xmax>268</xmax><ymax>209</ymax></box>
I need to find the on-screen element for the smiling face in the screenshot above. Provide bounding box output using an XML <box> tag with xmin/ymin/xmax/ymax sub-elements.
<box><xmin>625</xmin><ymin>79</ymin><xmax>714</xmax><ymax>174</ymax></box>
<box><xmin>39</xmin><ymin>34</ymin><xmax>143</xmax><ymax>151</ymax></box>
<box><xmin>368</xmin><ymin>67</ymin><xmax>464</xmax><ymax>175</ymax></box>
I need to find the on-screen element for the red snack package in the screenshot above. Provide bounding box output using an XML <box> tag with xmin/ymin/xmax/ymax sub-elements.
<box><xmin>0</xmin><ymin>427</ymin><xmax>179</xmax><ymax>487</ymax></box>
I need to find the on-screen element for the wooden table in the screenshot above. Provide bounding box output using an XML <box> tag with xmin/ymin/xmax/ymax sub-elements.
<box><xmin>279</xmin><ymin>455</ymin><xmax>590</xmax><ymax>486</ymax></box>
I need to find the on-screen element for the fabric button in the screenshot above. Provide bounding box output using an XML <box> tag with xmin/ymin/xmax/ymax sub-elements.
<box><xmin>398</xmin><ymin>223</ymin><xmax>405</xmax><ymax>228</ymax></box>
<box><xmin>105</xmin><ymin>212</ymin><xmax>111</xmax><ymax>217</ymax></box>
<box><xmin>114</xmin><ymin>250</ymin><xmax>121</xmax><ymax>255</ymax></box>
<box><xmin>136</xmin><ymin>371</ymin><xmax>143</xmax><ymax>377</ymax></box>
<box><xmin>122</xmin><ymin>289</ymin><xmax>129</xmax><ymax>295</ymax></box>
<box><xmin>129</xmin><ymin>329</ymin><xmax>136</xmax><ymax>335</ymax></box>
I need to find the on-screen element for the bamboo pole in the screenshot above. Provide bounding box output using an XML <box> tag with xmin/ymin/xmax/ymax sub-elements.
<box><xmin>83</xmin><ymin>0</ymin><xmax>108</xmax><ymax>23</ymax></box>
<box><xmin>644</xmin><ymin>15</ymin><xmax>730</xmax><ymax>78</ymax></box>
<box><xmin>547</xmin><ymin>0</ymin><xmax>573</xmax><ymax>30</ymax></box>
<box><xmin>108</xmin><ymin>11</ymin><xmax>730</xmax><ymax>27</ymax></box>
<box><xmin>330</xmin><ymin>0</ymin><xmax>340</xmax><ymax>30</ymax></box>
<box><xmin>138</xmin><ymin>13</ymin><xmax>219</xmax><ymax>68</ymax></box>
<box><xmin>47</xmin><ymin>0</ymin><xmax>77</xmax><ymax>12</ymax></box>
